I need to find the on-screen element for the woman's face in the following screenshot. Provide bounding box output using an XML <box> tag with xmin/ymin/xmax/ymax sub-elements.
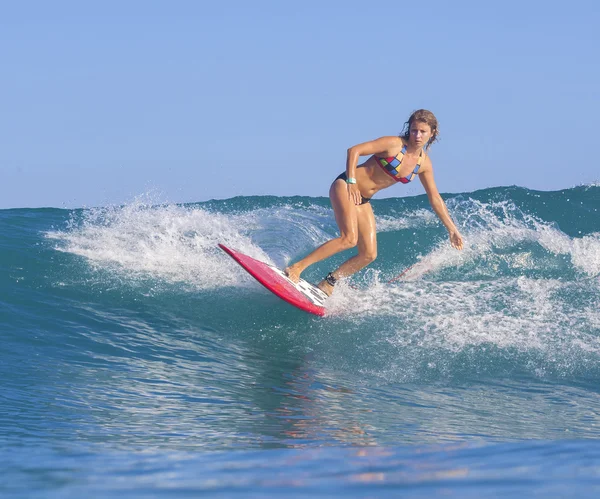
<box><xmin>409</xmin><ymin>121</ymin><xmax>433</xmax><ymax>147</ymax></box>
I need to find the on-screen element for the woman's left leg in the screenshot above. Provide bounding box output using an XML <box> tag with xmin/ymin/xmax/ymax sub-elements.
<box><xmin>318</xmin><ymin>202</ymin><xmax>377</xmax><ymax>294</ymax></box>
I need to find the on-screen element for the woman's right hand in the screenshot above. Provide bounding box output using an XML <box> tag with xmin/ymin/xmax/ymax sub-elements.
<box><xmin>348</xmin><ymin>183</ymin><xmax>362</xmax><ymax>205</ymax></box>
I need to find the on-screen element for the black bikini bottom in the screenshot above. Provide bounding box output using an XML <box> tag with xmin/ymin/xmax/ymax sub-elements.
<box><xmin>335</xmin><ymin>172</ymin><xmax>371</xmax><ymax>205</ymax></box>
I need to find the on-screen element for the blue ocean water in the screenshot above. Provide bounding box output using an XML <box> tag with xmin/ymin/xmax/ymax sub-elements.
<box><xmin>2</xmin><ymin>185</ymin><xmax>600</xmax><ymax>497</ymax></box>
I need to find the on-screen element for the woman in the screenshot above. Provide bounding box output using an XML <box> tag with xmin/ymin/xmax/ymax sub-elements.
<box><xmin>285</xmin><ymin>109</ymin><xmax>463</xmax><ymax>296</ymax></box>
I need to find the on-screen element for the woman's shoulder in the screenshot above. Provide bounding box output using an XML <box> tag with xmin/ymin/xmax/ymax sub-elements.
<box><xmin>419</xmin><ymin>149</ymin><xmax>434</xmax><ymax>172</ymax></box>
<box><xmin>382</xmin><ymin>135</ymin><xmax>404</xmax><ymax>146</ymax></box>
<box><xmin>367</xmin><ymin>135</ymin><xmax>404</xmax><ymax>156</ymax></box>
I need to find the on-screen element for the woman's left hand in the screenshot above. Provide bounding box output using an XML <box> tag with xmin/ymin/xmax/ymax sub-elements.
<box><xmin>449</xmin><ymin>230</ymin><xmax>463</xmax><ymax>250</ymax></box>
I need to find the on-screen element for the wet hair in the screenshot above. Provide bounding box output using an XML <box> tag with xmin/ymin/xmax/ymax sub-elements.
<box><xmin>401</xmin><ymin>109</ymin><xmax>439</xmax><ymax>150</ymax></box>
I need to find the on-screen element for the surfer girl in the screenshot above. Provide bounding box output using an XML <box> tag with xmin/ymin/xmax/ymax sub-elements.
<box><xmin>285</xmin><ymin>109</ymin><xmax>463</xmax><ymax>296</ymax></box>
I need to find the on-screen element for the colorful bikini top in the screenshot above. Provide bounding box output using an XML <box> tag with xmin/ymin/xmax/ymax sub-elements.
<box><xmin>374</xmin><ymin>145</ymin><xmax>424</xmax><ymax>184</ymax></box>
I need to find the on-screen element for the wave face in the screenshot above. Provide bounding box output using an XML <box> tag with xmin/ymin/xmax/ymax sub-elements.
<box><xmin>2</xmin><ymin>185</ymin><xmax>600</xmax><ymax>496</ymax></box>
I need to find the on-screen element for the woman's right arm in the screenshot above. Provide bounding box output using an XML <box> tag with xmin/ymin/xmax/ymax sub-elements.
<box><xmin>346</xmin><ymin>136</ymin><xmax>400</xmax><ymax>205</ymax></box>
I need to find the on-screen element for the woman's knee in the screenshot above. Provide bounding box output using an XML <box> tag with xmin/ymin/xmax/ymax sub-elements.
<box><xmin>360</xmin><ymin>249</ymin><xmax>377</xmax><ymax>263</ymax></box>
<box><xmin>338</xmin><ymin>233</ymin><xmax>358</xmax><ymax>250</ymax></box>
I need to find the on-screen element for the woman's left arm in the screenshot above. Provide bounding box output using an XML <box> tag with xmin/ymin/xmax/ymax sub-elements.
<box><xmin>418</xmin><ymin>166</ymin><xmax>464</xmax><ymax>250</ymax></box>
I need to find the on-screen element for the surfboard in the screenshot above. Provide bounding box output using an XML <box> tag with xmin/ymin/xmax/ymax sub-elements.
<box><xmin>218</xmin><ymin>244</ymin><xmax>327</xmax><ymax>316</ymax></box>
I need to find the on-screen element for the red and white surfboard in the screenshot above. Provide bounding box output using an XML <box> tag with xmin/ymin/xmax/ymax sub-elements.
<box><xmin>218</xmin><ymin>244</ymin><xmax>327</xmax><ymax>316</ymax></box>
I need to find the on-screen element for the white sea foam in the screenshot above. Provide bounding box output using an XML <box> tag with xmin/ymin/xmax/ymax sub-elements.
<box><xmin>570</xmin><ymin>233</ymin><xmax>600</xmax><ymax>277</ymax></box>
<box><xmin>47</xmin><ymin>200</ymin><xmax>267</xmax><ymax>289</ymax></box>
<box><xmin>323</xmin><ymin>196</ymin><xmax>600</xmax><ymax>371</ymax></box>
<box><xmin>46</xmin><ymin>198</ymin><xmax>336</xmax><ymax>291</ymax></box>
<box><xmin>326</xmin><ymin>275</ymin><xmax>600</xmax><ymax>370</ymax></box>
<box><xmin>391</xmin><ymin>198</ymin><xmax>600</xmax><ymax>279</ymax></box>
<box><xmin>375</xmin><ymin>209</ymin><xmax>439</xmax><ymax>232</ymax></box>
<box><xmin>47</xmin><ymin>194</ymin><xmax>599</xmax><ymax>356</ymax></box>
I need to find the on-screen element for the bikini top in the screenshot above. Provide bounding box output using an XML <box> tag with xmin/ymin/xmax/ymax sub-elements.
<box><xmin>374</xmin><ymin>145</ymin><xmax>424</xmax><ymax>184</ymax></box>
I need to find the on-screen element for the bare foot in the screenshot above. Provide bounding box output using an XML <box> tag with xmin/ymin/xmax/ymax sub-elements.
<box><xmin>284</xmin><ymin>264</ymin><xmax>302</xmax><ymax>283</ymax></box>
<box><xmin>317</xmin><ymin>279</ymin><xmax>334</xmax><ymax>297</ymax></box>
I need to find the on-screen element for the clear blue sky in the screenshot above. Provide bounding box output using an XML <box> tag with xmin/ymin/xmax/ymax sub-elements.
<box><xmin>1</xmin><ymin>0</ymin><xmax>598</xmax><ymax>209</ymax></box>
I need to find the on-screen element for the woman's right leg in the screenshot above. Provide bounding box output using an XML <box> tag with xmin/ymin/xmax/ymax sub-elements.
<box><xmin>317</xmin><ymin>200</ymin><xmax>377</xmax><ymax>296</ymax></box>
<box><xmin>285</xmin><ymin>179</ymin><xmax>358</xmax><ymax>282</ymax></box>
